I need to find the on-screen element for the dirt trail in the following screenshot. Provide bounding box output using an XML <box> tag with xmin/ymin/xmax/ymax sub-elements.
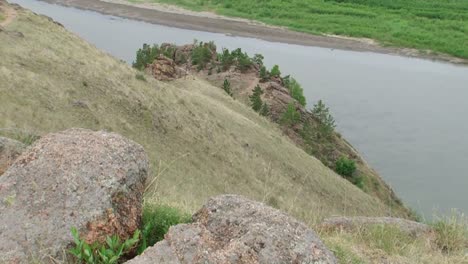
<box><xmin>0</xmin><ymin>2</ymin><xmax>16</xmax><ymax>27</ymax></box>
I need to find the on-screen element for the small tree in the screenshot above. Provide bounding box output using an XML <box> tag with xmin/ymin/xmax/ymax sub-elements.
<box><xmin>253</xmin><ymin>54</ymin><xmax>264</xmax><ymax>66</ymax></box>
<box><xmin>312</xmin><ymin>100</ymin><xmax>336</xmax><ymax>135</ymax></box>
<box><xmin>281</xmin><ymin>102</ymin><xmax>301</xmax><ymax>126</ymax></box>
<box><xmin>250</xmin><ymin>85</ymin><xmax>264</xmax><ymax>112</ymax></box>
<box><xmin>133</xmin><ymin>43</ymin><xmax>160</xmax><ymax>70</ymax></box>
<box><xmin>259</xmin><ymin>66</ymin><xmax>269</xmax><ymax>82</ymax></box>
<box><xmin>270</xmin><ymin>65</ymin><xmax>281</xmax><ymax>77</ymax></box>
<box><xmin>260</xmin><ymin>102</ymin><xmax>269</xmax><ymax>116</ymax></box>
<box><xmin>222</xmin><ymin>79</ymin><xmax>233</xmax><ymax>97</ymax></box>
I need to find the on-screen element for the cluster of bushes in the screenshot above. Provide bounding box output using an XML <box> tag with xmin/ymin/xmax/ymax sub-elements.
<box><xmin>69</xmin><ymin>205</ymin><xmax>190</xmax><ymax>264</ymax></box>
<box><xmin>283</xmin><ymin>76</ymin><xmax>306</xmax><ymax>107</ymax></box>
<box><xmin>191</xmin><ymin>41</ymin><xmax>216</xmax><ymax>70</ymax></box>
<box><xmin>217</xmin><ymin>48</ymin><xmax>253</xmax><ymax>72</ymax></box>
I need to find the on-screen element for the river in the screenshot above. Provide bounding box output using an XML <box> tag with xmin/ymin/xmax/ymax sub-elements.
<box><xmin>9</xmin><ymin>0</ymin><xmax>468</xmax><ymax>218</ymax></box>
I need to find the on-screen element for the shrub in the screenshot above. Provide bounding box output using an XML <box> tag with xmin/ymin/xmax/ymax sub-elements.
<box><xmin>252</xmin><ymin>53</ymin><xmax>264</xmax><ymax>66</ymax></box>
<box><xmin>133</xmin><ymin>43</ymin><xmax>160</xmax><ymax>70</ymax></box>
<box><xmin>219</xmin><ymin>48</ymin><xmax>234</xmax><ymax>71</ymax></box>
<box><xmin>270</xmin><ymin>65</ymin><xmax>281</xmax><ymax>77</ymax></box>
<box><xmin>281</xmin><ymin>102</ymin><xmax>301</xmax><ymax>126</ymax></box>
<box><xmin>312</xmin><ymin>100</ymin><xmax>336</xmax><ymax>136</ymax></box>
<box><xmin>360</xmin><ymin>225</ymin><xmax>414</xmax><ymax>255</ymax></box>
<box><xmin>260</xmin><ymin>102</ymin><xmax>269</xmax><ymax>116</ymax></box>
<box><xmin>259</xmin><ymin>66</ymin><xmax>269</xmax><ymax>82</ymax></box>
<box><xmin>139</xmin><ymin>204</ymin><xmax>191</xmax><ymax>253</ymax></box>
<box><xmin>249</xmin><ymin>85</ymin><xmax>264</xmax><ymax>112</ymax></box>
<box><xmin>69</xmin><ymin>227</ymin><xmax>140</xmax><ymax>264</ymax></box>
<box><xmin>191</xmin><ymin>42</ymin><xmax>212</xmax><ymax>70</ymax></box>
<box><xmin>222</xmin><ymin>79</ymin><xmax>233</xmax><ymax>97</ymax></box>
<box><xmin>335</xmin><ymin>156</ymin><xmax>356</xmax><ymax>178</ymax></box>
<box><xmin>285</xmin><ymin>77</ymin><xmax>306</xmax><ymax>107</ymax></box>
<box><xmin>135</xmin><ymin>73</ymin><xmax>146</xmax><ymax>82</ymax></box>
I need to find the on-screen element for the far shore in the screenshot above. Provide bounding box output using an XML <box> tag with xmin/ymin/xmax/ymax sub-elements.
<box><xmin>33</xmin><ymin>0</ymin><xmax>467</xmax><ymax>65</ymax></box>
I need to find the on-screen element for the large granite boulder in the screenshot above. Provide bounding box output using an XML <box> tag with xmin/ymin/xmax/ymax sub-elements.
<box><xmin>126</xmin><ymin>195</ymin><xmax>337</xmax><ymax>264</ymax></box>
<box><xmin>0</xmin><ymin>137</ymin><xmax>25</xmax><ymax>175</ymax></box>
<box><xmin>0</xmin><ymin>128</ymin><xmax>149</xmax><ymax>263</ymax></box>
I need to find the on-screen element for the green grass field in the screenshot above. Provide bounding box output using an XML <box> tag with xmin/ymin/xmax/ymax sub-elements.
<box><xmin>141</xmin><ymin>0</ymin><xmax>468</xmax><ymax>59</ymax></box>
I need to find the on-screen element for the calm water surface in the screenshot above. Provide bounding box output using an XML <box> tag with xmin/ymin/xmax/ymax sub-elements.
<box><xmin>10</xmin><ymin>0</ymin><xmax>468</xmax><ymax>217</ymax></box>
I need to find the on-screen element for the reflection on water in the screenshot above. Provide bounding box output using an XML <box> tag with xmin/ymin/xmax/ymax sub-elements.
<box><xmin>9</xmin><ymin>0</ymin><xmax>468</xmax><ymax>217</ymax></box>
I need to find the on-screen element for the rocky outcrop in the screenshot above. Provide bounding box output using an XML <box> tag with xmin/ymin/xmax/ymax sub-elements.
<box><xmin>0</xmin><ymin>128</ymin><xmax>148</xmax><ymax>263</ymax></box>
<box><xmin>147</xmin><ymin>54</ymin><xmax>183</xmax><ymax>81</ymax></box>
<box><xmin>321</xmin><ymin>216</ymin><xmax>431</xmax><ymax>237</ymax></box>
<box><xmin>0</xmin><ymin>137</ymin><xmax>25</xmax><ymax>175</ymax></box>
<box><xmin>126</xmin><ymin>195</ymin><xmax>337</xmax><ymax>264</ymax></box>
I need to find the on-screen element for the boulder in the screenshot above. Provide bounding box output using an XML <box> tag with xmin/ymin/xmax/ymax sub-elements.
<box><xmin>0</xmin><ymin>128</ymin><xmax>148</xmax><ymax>263</ymax></box>
<box><xmin>126</xmin><ymin>195</ymin><xmax>337</xmax><ymax>264</ymax></box>
<box><xmin>147</xmin><ymin>54</ymin><xmax>183</xmax><ymax>81</ymax></box>
<box><xmin>320</xmin><ymin>216</ymin><xmax>431</xmax><ymax>237</ymax></box>
<box><xmin>0</xmin><ymin>137</ymin><xmax>25</xmax><ymax>175</ymax></box>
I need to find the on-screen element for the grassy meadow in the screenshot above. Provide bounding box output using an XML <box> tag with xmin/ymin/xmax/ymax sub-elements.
<box><xmin>136</xmin><ymin>0</ymin><xmax>468</xmax><ymax>59</ymax></box>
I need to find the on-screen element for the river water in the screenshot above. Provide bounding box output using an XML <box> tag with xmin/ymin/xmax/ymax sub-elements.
<box><xmin>10</xmin><ymin>0</ymin><xmax>468</xmax><ymax>218</ymax></box>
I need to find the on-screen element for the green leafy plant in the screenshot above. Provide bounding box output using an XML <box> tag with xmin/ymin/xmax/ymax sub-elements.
<box><xmin>139</xmin><ymin>204</ymin><xmax>191</xmax><ymax>253</ymax></box>
<box><xmin>281</xmin><ymin>102</ymin><xmax>301</xmax><ymax>126</ymax></box>
<box><xmin>222</xmin><ymin>79</ymin><xmax>233</xmax><ymax>97</ymax></box>
<box><xmin>249</xmin><ymin>85</ymin><xmax>264</xmax><ymax>112</ymax></box>
<box><xmin>335</xmin><ymin>156</ymin><xmax>356</xmax><ymax>178</ymax></box>
<box><xmin>270</xmin><ymin>65</ymin><xmax>281</xmax><ymax>77</ymax></box>
<box><xmin>69</xmin><ymin>227</ymin><xmax>140</xmax><ymax>264</ymax></box>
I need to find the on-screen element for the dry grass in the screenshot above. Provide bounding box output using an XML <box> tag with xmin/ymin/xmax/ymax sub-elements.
<box><xmin>320</xmin><ymin>212</ymin><xmax>468</xmax><ymax>264</ymax></box>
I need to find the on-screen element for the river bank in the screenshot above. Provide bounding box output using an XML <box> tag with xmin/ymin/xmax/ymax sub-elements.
<box><xmin>33</xmin><ymin>0</ymin><xmax>467</xmax><ymax>65</ymax></box>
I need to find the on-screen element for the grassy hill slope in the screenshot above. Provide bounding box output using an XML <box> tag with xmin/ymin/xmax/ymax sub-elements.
<box><xmin>0</xmin><ymin>5</ymin><xmax>399</xmax><ymax>224</ymax></box>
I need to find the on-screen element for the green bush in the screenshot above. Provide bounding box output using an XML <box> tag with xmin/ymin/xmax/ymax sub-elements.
<box><xmin>139</xmin><ymin>204</ymin><xmax>191</xmax><ymax>252</ymax></box>
<box><xmin>219</xmin><ymin>48</ymin><xmax>234</xmax><ymax>71</ymax></box>
<box><xmin>270</xmin><ymin>65</ymin><xmax>281</xmax><ymax>77</ymax></box>
<box><xmin>335</xmin><ymin>156</ymin><xmax>356</xmax><ymax>178</ymax></box>
<box><xmin>260</xmin><ymin>102</ymin><xmax>270</xmax><ymax>116</ymax></box>
<box><xmin>69</xmin><ymin>227</ymin><xmax>140</xmax><ymax>264</ymax></box>
<box><xmin>312</xmin><ymin>100</ymin><xmax>336</xmax><ymax>136</ymax></box>
<box><xmin>252</xmin><ymin>53</ymin><xmax>264</xmax><ymax>66</ymax></box>
<box><xmin>281</xmin><ymin>102</ymin><xmax>301</xmax><ymax>126</ymax></box>
<box><xmin>259</xmin><ymin>66</ymin><xmax>269</xmax><ymax>82</ymax></box>
<box><xmin>284</xmin><ymin>77</ymin><xmax>306</xmax><ymax>107</ymax></box>
<box><xmin>133</xmin><ymin>44</ymin><xmax>160</xmax><ymax>70</ymax></box>
<box><xmin>222</xmin><ymin>79</ymin><xmax>233</xmax><ymax>97</ymax></box>
<box><xmin>135</xmin><ymin>73</ymin><xmax>146</xmax><ymax>82</ymax></box>
<box><xmin>191</xmin><ymin>42</ymin><xmax>213</xmax><ymax>70</ymax></box>
<box><xmin>250</xmin><ymin>85</ymin><xmax>264</xmax><ymax>112</ymax></box>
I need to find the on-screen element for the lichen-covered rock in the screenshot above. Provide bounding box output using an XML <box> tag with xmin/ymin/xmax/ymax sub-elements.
<box><xmin>0</xmin><ymin>128</ymin><xmax>148</xmax><ymax>263</ymax></box>
<box><xmin>126</xmin><ymin>195</ymin><xmax>337</xmax><ymax>264</ymax></box>
<box><xmin>0</xmin><ymin>137</ymin><xmax>25</xmax><ymax>176</ymax></box>
<box><xmin>321</xmin><ymin>216</ymin><xmax>431</xmax><ymax>237</ymax></box>
<box><xmin>147</xmin><ymin>54</ymin><xmax>183</xmax><ymax>81</ymax></box>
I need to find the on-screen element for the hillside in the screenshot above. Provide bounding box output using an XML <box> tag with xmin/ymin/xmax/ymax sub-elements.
<box><xmin>1</xmin><ymin>3</ymin><xmax>467</xmax><ymax>264</ymax></box>
<box><xmin>0</xmin><ymin>3</ymin><xmax>395</xmax><ymax>224</ymax></box>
